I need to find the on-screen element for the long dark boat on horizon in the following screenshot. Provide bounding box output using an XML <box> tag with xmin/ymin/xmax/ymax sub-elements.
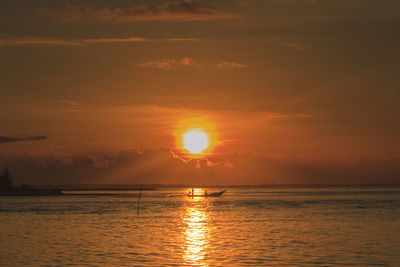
<box><xmin>187</xmin><ymin>189</ymin><xmax>226</xmax><ymax>197</ymax></box>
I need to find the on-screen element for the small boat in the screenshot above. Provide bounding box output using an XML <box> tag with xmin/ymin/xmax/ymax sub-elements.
<box><xmin>187</xmin><ymin>189</ymin><xmax>226</xmax><ymax>197</ymax></box>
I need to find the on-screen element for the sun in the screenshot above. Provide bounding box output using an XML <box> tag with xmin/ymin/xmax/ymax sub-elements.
<box><xmin>174</xmin><ymin>117</ymin><xmax>219</xmax><ymax>157</ymax></box>
<box><xmin>183</xmin><ymin>130</ymin><xmax>209</xmax><ymax>154</ymax></box>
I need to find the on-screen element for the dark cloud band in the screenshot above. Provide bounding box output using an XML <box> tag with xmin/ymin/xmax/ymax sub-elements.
<box><xmin>0</xmin><ymin>136</ymin><xmax>47</xmax><ymax>144</ymax></box>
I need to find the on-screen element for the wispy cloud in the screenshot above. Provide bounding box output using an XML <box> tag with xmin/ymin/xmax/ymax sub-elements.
<box><xmin>266</xmin><ymin>113</ymin><xmax>312</xmax><ymax>119</ymax></box>
<box><xmin>216</xmin><ymin>61</ymin><xmax>247</xmax><ymax>68</ymax></box>
<box><xmin>0</xmin><ymin>36</ymin><xmax>197</xmax><ymax>47</ymax></box>
<box><xmin>138</xmin><ymin>57</ymin><xmax>248</xmax><ymax>70</ymax></box>
<box><xmin>256</xmin><ymin>36</ymin><xmax>307</xmax><ymax>50</ymax></box>
<box><xmin>39</xmin><ymin>1</ymin><xmax>238</xmax><ymax>23</ymax></box>
<box><xmin>162</xmin><ymin>38</ymin><xmax>200</xmax><ymax>42</ymax></box>
<box><xmin>0</xmin><ymin>136</ymin><xmax>47</xmax><ymax>144</ymax></box>
<box><xmin>138</xmin><ymin>57</ymin><xmax>199</xmax><ymax>70</ymax></box>
<box><xmin>58</xmin><ymin>99</ymin><xmax>81</xmax><ymax>106</ymax></box>
<box><xmin>83</xmin><ymin>37</ymin><xmax>147</xmax><ymax>44</ymax></box>
<box><xmin>264</xmin><ymin>0</ymin><xmax>319</xmax><ymax>3</ymax></box>
<box><xmin>0</xmin><ymin>38</ymin><xmax>82</xmax><ymax>47</ymax></box>
<box><xmin>279</xmin><ymin>42</ymin><xmax>306</xmax><ymax>50</ymax></box>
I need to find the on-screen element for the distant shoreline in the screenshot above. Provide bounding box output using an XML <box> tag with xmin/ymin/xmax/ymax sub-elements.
<box><xmin>0</xmin><ymin>186</ymin><xmax>157</xmax><ymax>196</ymax></box>
<box><xmin>18</xmin><ymin>183</ymin><xmax>400</xmax><ymax>191</ymax></box>
<box><xmin>0</xmin><ymin>189</ymin><xmax>63</xmax><ymax>196</ymax></box>
<box><xmin>2</xmin><ymin>184</ymin><xmax>399</xmax><ymax>197</ymax></box>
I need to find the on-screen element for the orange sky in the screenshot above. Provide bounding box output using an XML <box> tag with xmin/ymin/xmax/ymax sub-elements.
<box><xmin>1</xmin><ymin>0</ymin><xmax>400</xmax><ymax>185</ymax></box>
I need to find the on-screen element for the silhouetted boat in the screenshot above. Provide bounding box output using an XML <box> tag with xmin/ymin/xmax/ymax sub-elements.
<box><xmin>187</xmin><ymin>189</ymin><xmax>226</xmax><ymax>197</ymax></box>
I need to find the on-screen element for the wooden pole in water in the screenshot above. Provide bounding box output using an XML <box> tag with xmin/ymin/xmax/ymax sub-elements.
<box><xmin>137</xmin><ymin>184</ymin><xmax>143</xmax><ymax>215</ymax></box>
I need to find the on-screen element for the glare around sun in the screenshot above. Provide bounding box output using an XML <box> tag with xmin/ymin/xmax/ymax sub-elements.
<box><xmin>183</xmin><ymin>130</ymin><xmax>209</xmax><ymax>154</ymax></box>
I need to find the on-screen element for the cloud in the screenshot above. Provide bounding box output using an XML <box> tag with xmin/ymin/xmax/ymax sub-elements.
<box><xmin>39</xmin><ymin>1</ymin><xmax>238</xmax><ymax>22</ymax></box>
<box><xmin>1</xmin><ymin>148</ymin><xmax>399</xmax><ymax>186</ymax></box>
<box><xmin>216</xmin><ymin>61</ymin><xmax>248</xmax><ymax>68</ymax></box>
<box><xmin>162</xmin><ymin>38</ymin><xmax>199</xmax><ymax>42</ymax></box>
<box><xmin>82</xmin><ymin>37</ymin><xmax>148</xmax><ymax>44</ymax></box>
<box><xmin>138</xmin><ymin>57</ymin><xmax>247</xmax><ymax>70</ymax></box>
<box><xmin>138</xmin><ymin>57</ymin><xmax>199</xmax><ymax>70</ymax></box>
<box><xmin>0</xmin><ymin>36</ymin><xmax>198</xmax><ymax>47</ymax></box>
<box><xmin>264</xmin><ymin>0</ymin><xmax>319</xmax><ymax>3</ymax></box>
<box><xmin>279</xmin><ymin>42</ymin><xmax>306</xmax><ymax>50</ymax></box>
<box><xmin>266</xmin><ymin>113</ymin><xmax>312</xmax><ymax>119</ymax></box>
<box><xmin>58</xmin><ymin>99</ymin><xmax>81</xmax><ymax>106</ymax></box>
<box><xmin>256</xmin><ymin>36</ymin><xmax>307</xmax><ymax>50</ymax></box>
<box><xmin>0</xmin><ymin>38</ymin><xmax>82</xmax><ymax>47</ymax></box>
<box><xmin>0</xmin><ymin>136</ymin><xmax>47</xmax><ymax>144</ymax></box>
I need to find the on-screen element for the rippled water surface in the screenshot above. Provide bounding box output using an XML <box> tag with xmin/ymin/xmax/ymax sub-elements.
<box><xmin>1</xmin><ymin>187</ymin><xmax>400</xmax><ymax>266</ymax></box>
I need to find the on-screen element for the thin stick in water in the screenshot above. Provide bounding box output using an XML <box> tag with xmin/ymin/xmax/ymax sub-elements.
<box><xmin>137</xmin><ymin>184</ymin><xmax>143</xmax><ymax>215</ymax></box>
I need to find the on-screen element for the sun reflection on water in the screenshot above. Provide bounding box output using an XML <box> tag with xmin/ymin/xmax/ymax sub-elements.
<box><xmin>183</xmin><ymin>196</ymin><xmax>212</xmax><ymax>266</ymax></box>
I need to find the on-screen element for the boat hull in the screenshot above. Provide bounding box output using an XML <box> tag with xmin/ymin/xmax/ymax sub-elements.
<box><xmin>187</xmin><ymin>190</ymin><xmax>226</xmax><ymax>197</ymax></box>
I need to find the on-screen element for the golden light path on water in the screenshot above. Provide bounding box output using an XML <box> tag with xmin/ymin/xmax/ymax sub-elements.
<box><xmin>182</xmin><ymin>194</ymin><xmax>213</xmax><ymax>266</ymax></box>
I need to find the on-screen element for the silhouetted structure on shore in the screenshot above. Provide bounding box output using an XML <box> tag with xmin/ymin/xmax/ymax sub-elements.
<box><xmin>0</xmin><ymin>165</ymin><xmax>13</xmax><ymax>191</ymax></box>
<box><xmin>0</xmin><ymin>165</ymin><xmax>62</xmax><ymax>196</ymax></box>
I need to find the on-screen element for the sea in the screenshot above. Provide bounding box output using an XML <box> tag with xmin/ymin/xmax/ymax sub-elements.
<box><xmin>1</xmin><ymin>186</ymin><xmax>399</xmax><ymax>266</ymax></box>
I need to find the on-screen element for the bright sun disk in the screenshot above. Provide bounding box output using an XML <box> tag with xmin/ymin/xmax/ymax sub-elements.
<box><xmin>183</xmin><ymin>130</ymin><xmax>209</xmax><ymax>154</ymax></box>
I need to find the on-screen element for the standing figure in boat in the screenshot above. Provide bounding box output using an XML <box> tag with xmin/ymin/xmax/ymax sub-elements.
<box><xmin>187</xmin><ymin>188</ymin><xmax>226</xmax><ymax>197</ymax></box>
